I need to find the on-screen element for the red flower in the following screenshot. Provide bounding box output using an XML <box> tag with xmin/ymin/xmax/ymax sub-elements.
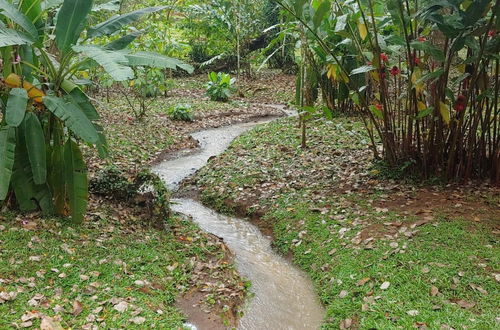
<box><xmin>413</xmin><ymin>56</ymin><xmax>421</xmax><ymax>65</ymax></box>
<box><xmin>488</xmin><ymin>29</ymin><xmax>496</xmax><ymax>37</ymax></box>
<box><xmin>380</xmin><ymin>53</ymin><xmax>389</xmax><ymax>62</ymax></box>
<box><xmin>417</xmin><ymin>36</ymin><xmax>427</xmax><ymax>42</ymax></box>
<box><xmin>390</xmin><ymin>66</ymin><xmax>400</xmax><ymax>76</ymax></box>
<box><xmin>375</xmin><ymin>103</ymin><xmax>383</xmax><ymax>111</ymax></box>
<box><xmin>453</xmin><ymin>95</ymin><xmax>466</xmax><ymax>112</ymax></box>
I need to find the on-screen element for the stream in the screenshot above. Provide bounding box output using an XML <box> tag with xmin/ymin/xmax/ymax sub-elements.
<box><xmin>152</xmin><ymin>110</ymin><xmax>324</xmax><ymax>329</ymax></box>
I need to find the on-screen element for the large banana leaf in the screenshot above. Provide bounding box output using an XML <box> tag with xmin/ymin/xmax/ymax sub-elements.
<box><xmin>20</xmin><ymin>0</ymin><xmax>42</xmax><ymax>23</ymax></box>
<box><xmin>11</xmin><ymin>126</ymin><xmax>53</xmax><ymax>213</ymax></box>
<box><xmin>0</xmin><ymin>26</ymin><xmax>35</xmax><ymax>46</ymax></box>
<box><xmin>61</xmin><ymin>80</ymin><xmax>100</xmax><ymax>120</ymax></box>
<box><xmin>24</xmin><ymin>112</ymin><xmax>47</xmax><ymax>185</ymax></box>
<box><xmin>87</xmin><ymin>6</ymin><xmax>166</xmax><ymax>38</ymax></box>
<box><xmin>0</xmin><ymin>0</ymin><xmax>39</xmax><ymax>39</ymax></box>
<box><xmin>73</xmin><ymin>45</ymin><xmax>134</xmax><ymax>81</ymax></box>
<box><xmin>44</xmin><ymin>96</ymin><xmax>99</xmax><ymax>144</ymax></box>
<box><xmin>55</xmin><ymin>0</ymin><xmax>93</xmax><ymax>52</ymax></box>
<box><xmin>104</xmin><ymin>31</ymin><xmax>141</xmax><ymax>50</ymax></box>
<box><xmin>0</xmin><ymin>126</ymin><xmax>16</xmax><ymax>200</ymax></box>
<box><xmin>5</xmin><ymin>88</ymin><xmax>28</xmax><ymax>127</ymax></box>
<box><xmin>64</xmin><ymin>139</ymin><xmax>88</xmax><ymax>223</ymax></box>
<box><xmin>48</xmin><ymin>120</ymin><xmax>66</xmax><ymax>214</ymax></box>
<box><xmin>125</xmin><ymin>51</ymin><xmax>194</xmax><ymax>73</ymax></box>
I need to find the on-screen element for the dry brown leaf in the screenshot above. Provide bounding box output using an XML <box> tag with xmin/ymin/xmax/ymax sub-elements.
<box><xmin>40</xmin><ymin>316</ymin><xmax>63</xmax><ymax>330</ymax></box>
<box><xmin>456</xmin><ymin>299</ymin><xmax>475</xmax><ymax>309</ymax></box>
<box><xmin>356</xmin><ymin>277</ymin><xmax>370</xmax><ymax>286</ymax></box>
<box><xmin>72</xmin><ymin>300</ymin><xmax>83</xmax><ymax>316</ymax></box>
<box><xmin>339</xmin><ymin>318</ymin><xmax>353</xmax><ymax>329</ymax></box>
<box><xmin>430</xmin><ymin>286</ymin><xmax>439</xmax><ymax>296</ymax></box>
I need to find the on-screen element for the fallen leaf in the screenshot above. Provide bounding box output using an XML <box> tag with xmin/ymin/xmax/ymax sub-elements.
<box><xmin>430</xmin><ymin>286</ymin><xmax>439</xmax><ymax>296</ymax></box>
<box><xmin>339</xmin><ymin>290</ymin><xmax>349</xmax><ymax>298</ymax></box>
<box><xmin>407</xmin><ymin>310</ymin><xmax>419</xmax><ymax>316</ymax></box>
<box><xmin>380</xmin><ymin>281</ymin><xmax>390</xmax><ymax>290</ymax></box>
<box><xmin>72</xmin><ymin>300</ymin><xmax>83</xmax><ymax>316</ymax></box>
<box><xmin>340</xmin><ymin>318</ymin><xmax>352</xmax><ymax>329</ymax></box>
<box><xmin>356</xmin><ymin>277</ymin><xmax>370</xmax><ymax>286</ymax></box>
<box><xmin>129</xmin><ymin>316</ymin><xmax>146</xmax><ymax>324</ymax></box>
<box><xmin>114</xmin><ymin>301</ymin><xmax>128</xmax><ymax>313</ymax></box>
<box><xmin>40</xmin><ymin>316</ymin><xmax>63</xmax><ymax>330</ymax></box>
<box><xmin>20</xmin><ymin>321</ymin><xmax>33</xmax><ymax>328</ymax></box>
<box><xmin>456</xmin><ymin>299</ymin><xmax>475</xmax><ymax>309</ymax></box>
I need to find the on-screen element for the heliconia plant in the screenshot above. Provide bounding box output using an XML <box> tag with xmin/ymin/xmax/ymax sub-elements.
<box><xmin>274</xmin><ymin>0</ymin><xmax>499</xmax><ymax>182</ymax></box>
<box><xmin>0</xmin><ymin>0</ymin><xmax>193</xmax><ymax>222</ymax></box>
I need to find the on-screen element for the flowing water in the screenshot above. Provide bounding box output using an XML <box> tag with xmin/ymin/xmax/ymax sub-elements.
<box><xmin>152</xmin><ymin>112</ymin><xmax>324</xmax><ymax>330</ymax></box>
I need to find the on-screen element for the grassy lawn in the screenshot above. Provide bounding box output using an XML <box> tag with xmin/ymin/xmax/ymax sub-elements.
<box><xmin>193</xmin><ymin>116</ymin><xmax>500</xmax><ymax>329</ymax></box>
<box><xmin>0</xmin><ymin>206</ymin><xmax>242</xmax><ymax>329</ymax></box>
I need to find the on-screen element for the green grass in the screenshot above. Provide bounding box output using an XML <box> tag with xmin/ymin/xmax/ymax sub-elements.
<box><xmin>0</xmin><ymin>210</ymin><xmax>229</xmax><ymax>329</ymax></box>
<box><xmin>193</xmin><ymin>116</ymin><xmax>500</xmax><ymax>329</ymax></box>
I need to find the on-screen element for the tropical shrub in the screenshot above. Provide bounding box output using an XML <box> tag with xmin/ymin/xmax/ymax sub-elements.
<box><xmin>276</xmin><ymin>0</ymin><xmax>500</xmax><ymax>182</ymax></box>
<box><xmin>0</xmin><ymin>0</ymin><xmax>193</xmax><ymax>222</ymax></box>
<box><xmin>168</xmin><ymin>103</ymin><xmax>194</xmax><ymax>122</ymax></box>
<box><xmin>206</xmin><ymin>72</ymin><xmax>236</xmax><ymax>102</ymax></box>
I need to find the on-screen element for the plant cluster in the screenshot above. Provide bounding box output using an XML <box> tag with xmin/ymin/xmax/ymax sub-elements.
<box><xmin>0</xmin><ymin>0</ymin><xmax>192</xmax><ymax>222</ymax></box>
<box><xmin>205</xmin><ymin>71</ymin><xmax>236</xmax><ymax>102</ymax></box>
<box><xmin>167</xmin><ymin>103</ymin><xmax>195</xmax><ymax>121</ymax></box>
<box><xmin>276</xmin><ymin>0</ymin><xmax>500</xmax><ymax>182</ymax></box>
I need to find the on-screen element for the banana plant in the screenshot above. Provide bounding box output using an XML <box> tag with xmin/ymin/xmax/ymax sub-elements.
<box><xmin>0</xmin><ymin>0</ymin><xmax>194</xmax><ymax>222</ymax></box>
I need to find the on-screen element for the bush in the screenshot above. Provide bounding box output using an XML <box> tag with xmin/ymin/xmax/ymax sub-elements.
<box><xmin>205</xmin><ymin>72</ymin><xmax>236</xmax><ymax>102</ymax></box>
<box><xmin>168</xmin><ymin>104</ymin><xmax>195</xmax><ymax>122</ymax></box>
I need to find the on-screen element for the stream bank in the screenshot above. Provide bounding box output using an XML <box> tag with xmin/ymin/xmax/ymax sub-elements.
<box><xmin>153</xmin><ymin>115</ymin><xmax>325</xmax><ymax>329</ymax></box>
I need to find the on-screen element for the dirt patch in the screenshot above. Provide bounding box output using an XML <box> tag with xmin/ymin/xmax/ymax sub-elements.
<box><xmin>373</xmin><ymin>186</ymin><xmax>500</xmax><ymax>230</ymax></box>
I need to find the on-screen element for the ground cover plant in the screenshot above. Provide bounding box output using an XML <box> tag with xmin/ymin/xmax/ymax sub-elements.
<box><xmin>192</xmin><ymin>116</ymin><xmax>500</xmax><ymax>329</ymax></box>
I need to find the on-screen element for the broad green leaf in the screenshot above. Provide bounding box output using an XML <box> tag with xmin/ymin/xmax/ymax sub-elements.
<box><xmin>417</xmin><ymin>106</ymin><xmax>434</xmax><ymax>119</ymax></box>
<box><xmin>24</xmin><ymin>112</ymin><xmax>46</xmax><ymax>184</ymax></box>
<box><xmin>64</xmin><ymin>139</ymin><xmax>88</xmax><ymax>223</ymax></box>
<box><xmin>410</xmin><ymin>41</ymin><xmax>445</xmax><ymax>62</ymax></box>
<box><xmin>463</xmin><ymin>0</ymin><xmax>490</xmax><ymax>27</ymax></box>
<box><xmin>20</xmin><ymin>0</ymin><xmax>42</xmax><ymax>23</ymax></box>
<box><xmin>125</xmin><ymin>51</ymin><xmax>194</xmax><ymax>73</ymax></box>
<box><xmin>87</xmin><ymin>6</ymin><xmax>166</xmax><ymax>38</ymax></box>
<box><xmin>60</xmin><ymin>81</ymin><xmax>100</xmax><ymax>121</ymax></box>
<box><xmin>44</xmin><ymin>96</ymin><xmax>99</xmax><ymax>144</ymax></box>
<box><xmin>68</xmin><ymin>89</ymin><xmax>100</xmax><ymax>121</ymax></box>
<box><xmin>350</xmin><ymin>65</ymin><xmax>375</xmax><ymax>75</ymax></box>
<box><xmin>5</xmin><ymin>88</ymin><xmax>28</xmax><ymax>127</ymax></box>
<box><xmin>55</xmin><ymin>0</ymin><xmax>93</xmax><ymax>52</ymax></box>
<box><xmin>0</xmin><ymin>126</ymin><xmax>16</xmax><ymax>200</ymax></box>
<box><xmin>369</xmin><ymin>105</ymin><xmax>383</xmax><ymax>119</ymax></box>
<box><xmin>0</xmin><ymin>26</ymin><xmax>35</xmax><ymax>46</ymax></box>
<box><xmin>73</xmin><ymin>45</ymin><xmax>134</xmax><ymax>81</ymax></box>
<box><xmin>416</xmin><ymin>69</ymin><xmax>444</xmax><ymax>84</ymax></box>
<box><xmin>0</xmin><ymin>0</ymin><xmax>38</xmax><ymax>39</ymax></box>
<box><xmin>104</xmin><ymin>31</ymin><xmax>141</xmax><ymax>50</ymax></box>
<box><xmin>11</xmin><ymin>125</ymin><xmax>53</xmax><ymax>213</ymax></box>
<box><xmin>313</xmin><ymin>0</ymin><xmax>330</xmax><ymax>29</ymax></box>
<box><xmin>48</xmin><ymin>120</ymin><xmax>65</xmax><ymax>214</ymax></box>
<box><xmin>294</xmin><ymin>0</ymin><xmax>308</xmax><ymax>17</ymax></box>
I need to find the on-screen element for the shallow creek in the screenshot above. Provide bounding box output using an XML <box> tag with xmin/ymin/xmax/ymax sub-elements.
<box><xmin>152</xmin><ymin>112</ymin><xmax>324</xmax><ymax>329</ymax></box>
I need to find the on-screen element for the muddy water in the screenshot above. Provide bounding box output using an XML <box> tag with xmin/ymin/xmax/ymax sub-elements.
<box><xmin>152</xmin><ymin>114</ymin><xmax>324</xmax><ymax>330</ymax></box>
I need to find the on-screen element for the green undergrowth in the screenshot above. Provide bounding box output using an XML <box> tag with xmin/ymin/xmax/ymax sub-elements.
<box><xmin>194</xmin><ymin>117</ymin><xmax>500</xmax><ymax>329</ymax></box>
<box><xmin>0</xmin><ymin>210</ymin><xmax>225</xmax><ymax>329</ymax></box>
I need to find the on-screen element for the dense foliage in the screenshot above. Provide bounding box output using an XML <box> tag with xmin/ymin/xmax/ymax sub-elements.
<box><xmin>0</xmin><ymin>0</ymin><xmax>192</xmax><ymax>221</ymax></box>
<box><xmin>276</xmin><ymin>0</ymin><xmax>500</xmax><ymax>181</ymax></box>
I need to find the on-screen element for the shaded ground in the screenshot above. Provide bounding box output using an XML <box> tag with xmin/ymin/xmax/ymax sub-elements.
<box><xmin>191</xmin><ymin>115</ymin><xmax>500</xmax><ymax>329</ymax></box>
<box><xmin>85</xmin><ymin>71</ymin><xmax>294</xmax><ymax>175</ymax></box>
